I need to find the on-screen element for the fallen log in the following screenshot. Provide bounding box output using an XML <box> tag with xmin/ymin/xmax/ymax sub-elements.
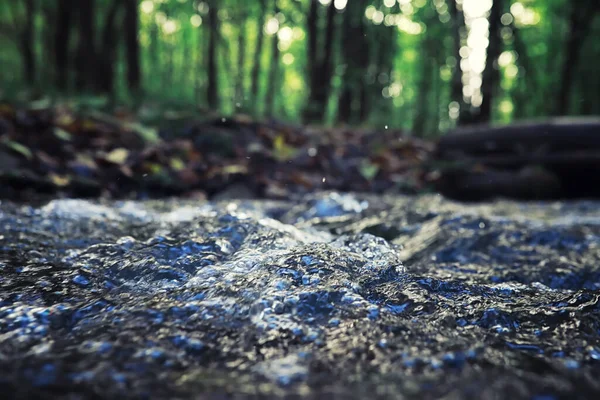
<box><xmin>436</xmin><ymin>117</ymin><xmax>600</xmax><ymax>158</ymax></box>
<box><xmin>431</xmin><ymin>117</ymin><xmax>600</xmax><ymax>200</ymax></box>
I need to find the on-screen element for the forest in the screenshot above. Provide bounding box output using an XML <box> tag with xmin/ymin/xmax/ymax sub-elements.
<box><xmin>0</xmin><ymin>0</ymin><xmax>599</xmax><ymax>136</ymax></box>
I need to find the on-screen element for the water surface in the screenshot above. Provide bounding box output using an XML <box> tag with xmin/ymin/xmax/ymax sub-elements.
<box><xmin>1</xmin><ymin>193</ymin><xmax>599</xmax><ymax>399</ymax></box>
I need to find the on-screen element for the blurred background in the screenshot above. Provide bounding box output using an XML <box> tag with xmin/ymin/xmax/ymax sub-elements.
<box><xmin>0</xmin><ymin>0</ymin><xmax>598</xmax><ymax>136</ymax></box>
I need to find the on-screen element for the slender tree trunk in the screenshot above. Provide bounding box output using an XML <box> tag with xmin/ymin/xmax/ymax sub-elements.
<box><xmin>555</xmin><ymin>0</ymin><xmax>598</xmax><ymax>115</ymax></box>
<box><xmin>97</xmin><ymin>0</ymin><xmax>121</xmax><ymax>93</ymax></box>
<box><xmin>304</xmin><ymin>0</ymin><xmax>337</xmax><ymax>123</ymax></box>
<box><xmin>413</xmin><ymin>54</ymin><xmax>433</xmax><ymax>136</ymax></box>
<box><xmin>206</xmin><ymin>0</ymin><xmax>219</xmax><ymax>109</ymax></box>
<box><xmin>40</xmin><ymin>2</ymin><xmax>55</xmax><ymax>89</ymax></box>
<box><xmin>304</xmin><ymin>0</ymin><xmax>322</xmax><ymax>122</ymax></box>
<box><xmin>265</xmin><ymin>0</ymin><xmax>280</xmax><ymax>117</ymax></box>
<box><xmin>448</xmin><ymin>0</ymin><xmax>467</xmax><ymax>124</ymax></box>
<box><xmin>74</xmin><ymin>0</ymin><xmax>96</xmax><ymax>91</ymax></box>
<box><xmin>430</xmin><ymin>61</ymin><xmax>441</xmax><ymax>136</ymax></box>
<box><xmin>124</xmin><ymin>0</ymin><xmax>141</xmax><ymax>93</ymax></box>
<box><xmin>338</xmin><ymin>89</ymin><xmax>352</xmax><ymax>124</ymax></box>
<box><xmin>55</xmin><ymin>0</ymin><xmax>74</xmax><ymax>91</ymax></box>
<box><xmin>194</xmin><ymin>25</ymin><xmax>204</xmax><ymax>103</ymax></box>
<box><xmin>250</xmin><ymin>0</ymin><xmax>267</xmax><ymax>112</ymax></box>
<box><xmin>357</xmin><ymin>20</ymin><xmax>370</xmax><ymax>123</ymax></box>
<box><xmin>306</xmin><ymin>0</ymin><xmax>318</xmax><ymax>91</ymax></box>
<box><xmin>21</xmin><ymin>0</ymin><xmax>36</xmax><ymax>85</ymax></box>
<box><xmin>368</xmin><ymin>21</ymin><xmax>397</xmax><ymax>120</ymax></box>
<box><xmin>338</xmin><ymin>0</ymin><xmax>368</xmax><ymax>124</ymax></box>
<box><xmin>337</xmin><ymin>1</ymin><xmax>357</xmax><ymax>125</ymax></box>
<box><xmin>358</xmin><ymin>78</ymin><xmax>369</xmax><ymax>123</ymax></box>
<box><xmin>476</xmin><ymin>0</ymin><xmax>503</xmax><ymax>124</ymax></box>
<box><xmin>510</xmin><ymin>21</ymin><xmax>533</xmax><ymax>119</ymax></box>
<box><xmin>149</xmin><ymin>22</ymin><xmax>160</xmax><ymax>95</ymax></box>
<box><xmin>166</xmin><ymin>43</ymin><xmax>174</xmax><ymax>94</ymax></box>
<box><xmin>234</xmin><ymin>13</ymin><xmax>247</xmax><ymax>110</ymax></box>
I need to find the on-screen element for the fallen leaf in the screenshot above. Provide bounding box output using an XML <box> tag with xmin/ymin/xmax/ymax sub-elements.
<box><xmin>81</xmin><ymin>119</ymin><xmax>96</xmax><ymax>131</ymax></box>
<box><xmin>145</xmin><ymin>162</ymin><xmax>163</xmax><ymax>175</ymax></box>
<box><xmin>120</xmin><ymin>165</ymin><xmax>134</xmax><ymax>177</ymax></box>
<box><xmin>105</xmin><ymin>148</ymin><xmax>129</xmax><ymax>164</ymax></box>
<box><xmin>126</xmin><ymin>122</ymin><xmax>160</xmax><ymax>144</ymax></box>
<box><xmin>55</xmin><ymin>114</ymin><xmax>75</xmax><ymax>127</ymax></box>
<box><xmin>54</xmin><ymin>127</ymin><xmax>73</xmax><ymax>141</ymax></box>
<box><xmin>75</xmin><ymin>153</ymin><xmax>98</xmax><ymax>169</ymax></box>
<box><xmin>221</xmin><ymin>164</ymin><xmax>248</xmax><ymax>175</ymax></box>
<box><xmin>359</xmin><ymin>159</ymin><xmax>379</xmax><ymax>181</ymax></box>
<box><xmin>49</xmin><ymin>173</ymin><xmax>70</xmax><ymax>187</ymax></box>
<box><xmin>170</xmin><ymin>157</ymin><xmax>186</xmax><ymax>171</ymax></box>
<box><xmin>3</xmin><ymin>139</ymin><xmax>32</xmax><ymax>160</ymax></box>
<box><xmin>273</xmin><ymin>134</ymin><xmax>298</xmax><ymax>162</ymax></box>
<box><xmin>36</xmin><ymin>151</ymin><xmax>60</xmax><ymax>168</ymax></box>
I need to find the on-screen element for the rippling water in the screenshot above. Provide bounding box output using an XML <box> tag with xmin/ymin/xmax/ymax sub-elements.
<box><xmin>1</xmin><ymin>193</ymin><xmax>599</xmax><ymax>399</ymax></box>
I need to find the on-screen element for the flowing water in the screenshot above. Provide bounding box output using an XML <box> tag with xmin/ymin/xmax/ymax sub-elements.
<box><xmin>1</xmin><ymin>193</ymin><xmax>600</xmax><ymax>399</ymax></box>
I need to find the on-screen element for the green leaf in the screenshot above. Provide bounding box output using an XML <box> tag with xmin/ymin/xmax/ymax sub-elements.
<box><xmin>273</xmin><ymin>134</ymin><xmax>298</xmax><ymax>162</ymax></box>
<box><xmin>170</xmin><ymin>157</ymin><xmax>186</xmax><ymax>171</ymax></box>
<box><xmin>54</xmin><ymin>127</ymin><xmax>73</xmax><ymax>141</ymax></box>
<box><xmin>359</xmin><ymin>159</ymin><xmax>379</xmax><ymax>181</ymax></box>
<box><xmin>3</xmin><ymin>139</ymin><xmax>32</xmax><ymax>160</ymax></box>
<box><xmin>29</xmin><ymin>98</ymin><xmax>52</xmax><ymax>110</ymax></box>
<box><xmin>127</xmin><ymin>122</ymin><xmax>160</xmax><ymax>144</ymax></box>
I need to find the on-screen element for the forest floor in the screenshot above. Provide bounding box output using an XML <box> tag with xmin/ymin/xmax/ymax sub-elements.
<box><xmin>0</xmin><ymin>101</ymin><xmax>434</xmax><ymax>202</ymax></box>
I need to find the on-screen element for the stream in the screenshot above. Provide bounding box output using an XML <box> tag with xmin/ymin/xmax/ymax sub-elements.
<box><xmin>1</xmin><ymin>192</ymin><xmax>599</xmax><ymax>399</ymax></box>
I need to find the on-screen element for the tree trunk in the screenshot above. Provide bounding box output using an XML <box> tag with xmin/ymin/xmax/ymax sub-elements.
<box><xmin>510</xmin><ymin>21</ymin><xmax>534</xmax><ymax>119</ymax></box>
<box><xmin>250</xmin><ymin>0</ymin><xmax>267</xmax><ymax>112</ymax></box>
<box><xmin>40</xmin><ymin>2</ymin><xmax>55</xmax><ymax>89</ymax></box>
<box><xmin>194</xmin><ymin>23</ymin><xmax>204</xmax><ymax>104</ymax></box>
<box><xmin>475</xmin><ymin>0</ymin><xmax>504</xmax><ymax>124</ymax></box>
<box><xmin>337</xmin><ymin>0</ymin><xmax>368</xmax><ymax>124</ymax></box>
<box><xmin>97</xmin><ymin>0</ymin><xmax>121</xmax><ymax>94</ymax></box>
<box><xmin>149</xmin><ymin>23</ymin><xmax>160</xmax><ymax>94</ymax></box>
<box><xmin>206</xmin><ymin>0</ymin><xmax>219</xmax><ymax>110</ymax></box>
<box><xmin>304</xmin><ymin>0</ymin><xmax>337</xmax><ymax>123</ymax></box>
<box><xmin>55</xmin><ymin>0</ymin><xmax>74</xmax><ymax>91</ymax></box>
<box><xmin>74</xmin><ymin>0</ymin><xmax>96</xmax><ymax>91</ymax></box>
<box><xmin>413</xmin><ymin>54</ymin><xmax>433</xmax><ymax>136</ymax></box>
<box><xmin>21</xmin><ymin>0</ymin><xmax>36</xmax><ymax>85</ymax></box>
<box><xmin>306</xmin><ymin>0</ymin><xmax>318</xmax><ymax>93</ymax></box>
<box><xmin>124</xmin><ymin>0</ymin><xmax>141</xmax><ymax>93</ymax></box>
<box><xmin>448</xmin><ymin>0</ymin><xmax>467</xmax><ymax>124</ymax></box>
<box><xmin>555</xmin><ymin>0</ymin><xmax>599</xmax><ymax>115</ymax></box>
<box><xmin>265</xmin><ymin>1</ymin><xmax>280</xmax><ymax>118</ymax></box>
<box><xmin>368</xmin><ymin>20</ymin><xmax>397</xmax><ymax>121</ymax></box>
<box><xmin>234</xmin><ymin>13</ymin><xmax>247</xmax><ymax>110</ymax></box>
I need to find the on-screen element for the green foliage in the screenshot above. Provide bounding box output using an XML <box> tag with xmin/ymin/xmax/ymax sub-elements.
<box><xmin>0</xmin><ymin>0</ymin><xmax>598</xmax><ymax>135</ymax></box>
